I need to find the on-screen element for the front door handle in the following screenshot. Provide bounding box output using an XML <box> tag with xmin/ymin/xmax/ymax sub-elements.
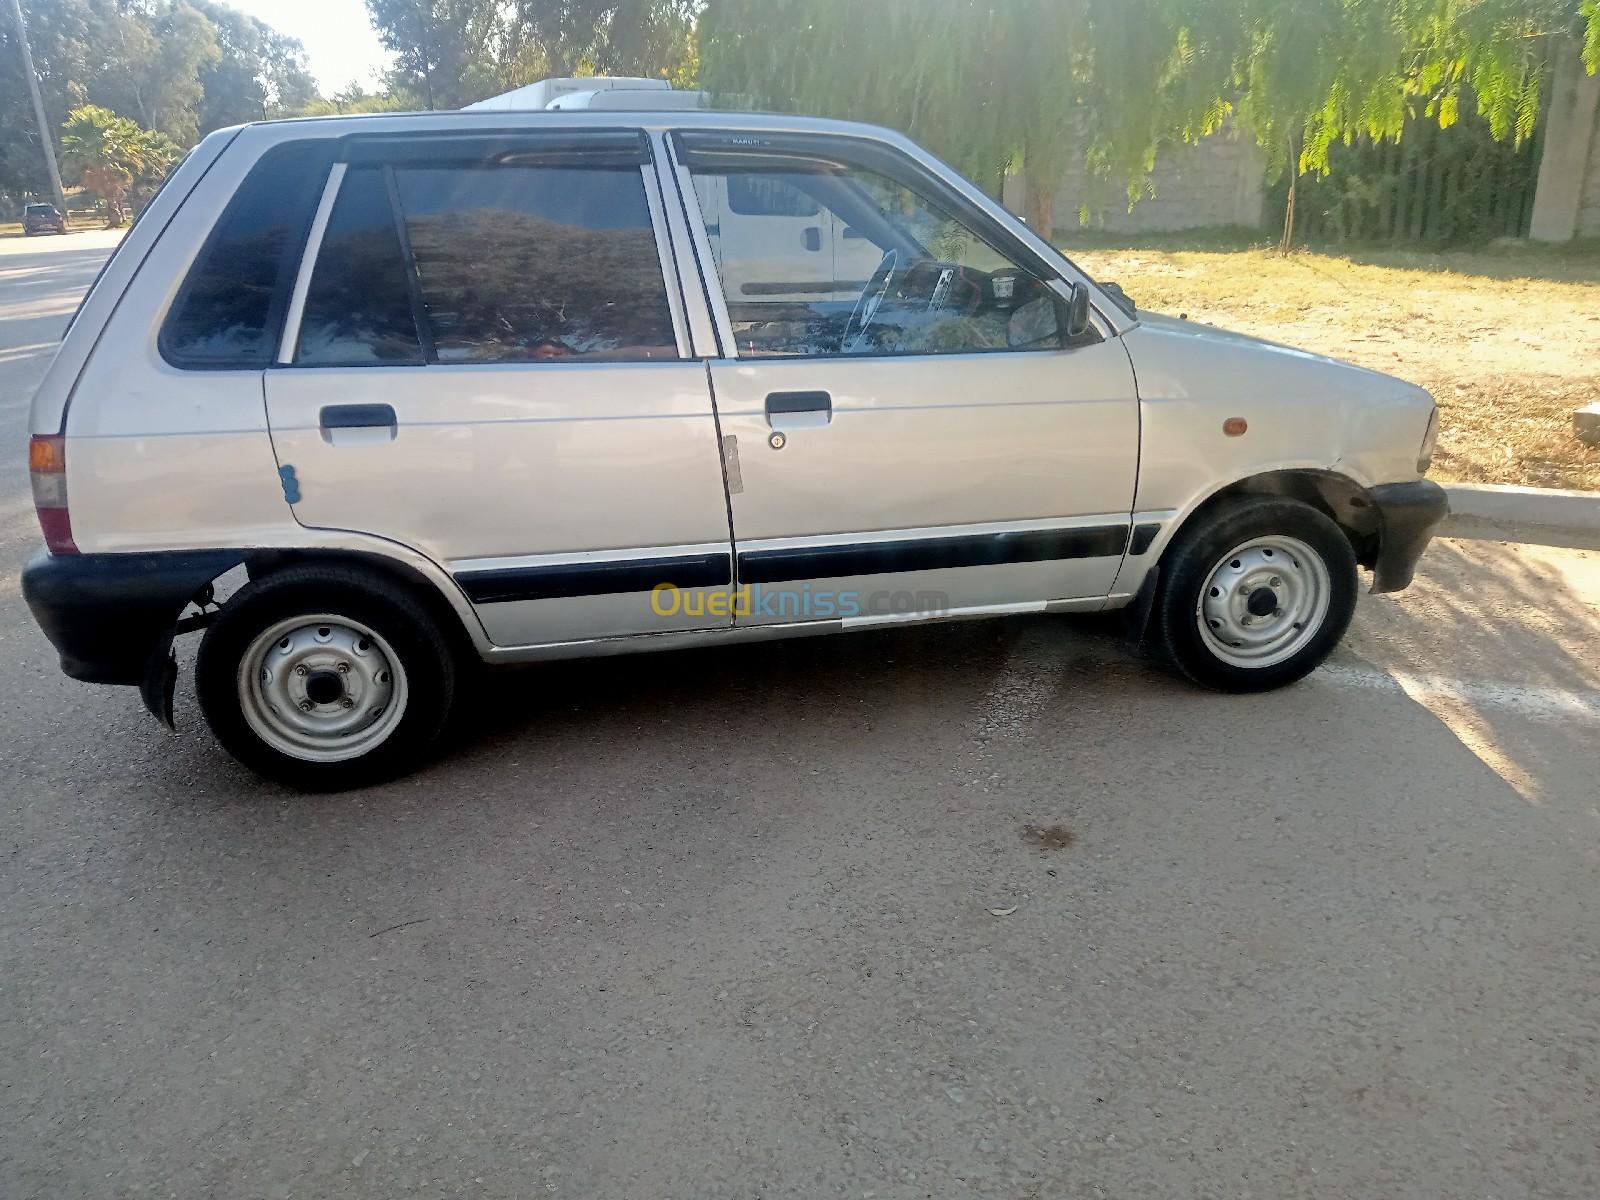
<box><xmin>319</xmin><ymin>403</ymin><xmax>397</xmax><ymax>445</ymax></box>
<box><xmin>765</xmin><ymin>391</ymin><xmax>831</xmax><ymax>430</ymax></box>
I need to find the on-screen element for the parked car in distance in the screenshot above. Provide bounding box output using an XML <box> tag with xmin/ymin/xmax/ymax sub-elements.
<box><xmin>22</xmin><ymin>110</ymin><xmax>1448</xmax><ymax>789</ymax></box>
<box><xmin>22</xmin><ymin>203</ymin><xmax>67</xmax><ymax>235</ymax></box>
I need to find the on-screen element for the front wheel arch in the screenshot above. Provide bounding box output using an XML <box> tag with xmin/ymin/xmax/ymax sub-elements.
<box><xmin>1165</xmin><ymin>469</ymin><xmax>1381</xmax><ymax>572</ymax></box>
<box><xmin>1152</xmin><ymin>494</ymin><xmax>1360</xmax><ymax>692</ymax></box>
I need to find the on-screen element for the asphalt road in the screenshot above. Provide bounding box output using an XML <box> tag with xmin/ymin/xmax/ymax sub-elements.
<box><xmin>3</xmin><ymin>231</ymin><xmax>1598</xmax><ymax>1200</ymax></box>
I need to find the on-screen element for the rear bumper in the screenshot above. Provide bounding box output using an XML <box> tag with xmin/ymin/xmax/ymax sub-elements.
<box><xmin>1367</xmin><ymin>480</ymin><xmax>1449</xmax><ymax>593</ymax></box>
<box><xmin>21</xmin><ymin>548</ymin><xmax>238</xmax><ymax>684</ymax></box>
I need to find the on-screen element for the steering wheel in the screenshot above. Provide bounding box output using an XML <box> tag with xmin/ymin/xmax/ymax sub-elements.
<box><xmin>842</xmin><ymin>249</ymin><xmax>897</xmax><ymax>352</ymax></box>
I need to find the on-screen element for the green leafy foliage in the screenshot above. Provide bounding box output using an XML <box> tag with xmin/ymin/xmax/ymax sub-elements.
<box><xmin>2</xmin><ymin>0</ymin><xmax>317</xmax><ymax>209</ymax></box>
<box><xmin>60</xmin><ymin>103</ymin><xmax>179</xmax><ymax>225</ymax></box>
<box><xmin>361</xmin><ymin>0</ymin><xmax>699</xmax><ymax>109</ymax></box>
<box><xmin>700</xmin><ymin>0</ymin><xmax>1600</xmax><ymax>244</ymax></box>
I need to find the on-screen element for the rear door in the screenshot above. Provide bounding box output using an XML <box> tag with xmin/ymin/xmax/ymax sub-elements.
<box><xmin>263</xmin><ymin>130</ymin><xmax>734</xmax><ymax>648</ymax></box>
<box><xmin>667</xmin><ymin>130</ymin><xmax>1140</xmax><ymax>626</ymax></box>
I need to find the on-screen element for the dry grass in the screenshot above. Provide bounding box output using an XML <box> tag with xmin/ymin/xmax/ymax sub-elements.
<box><xmin>1064</xmin><ymin>235</ymin><xmax>1600</xmax><ymax>491</ymax></box>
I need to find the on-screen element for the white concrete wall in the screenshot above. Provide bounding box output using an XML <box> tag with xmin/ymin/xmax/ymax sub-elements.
<box><xmin>1530</xmin><ymin>40</ymin><xmax>1600</xmax><ymax>242</ymax></box>
<box><xmin>1580</xmin><ymin>94</ymin><xmax>1600</xmax><ymax>238</ymax></box>
<box><xmin>1005</xmin><ymin>130</ymin><xmax>1266</xmax><ymax>235</ymax></box>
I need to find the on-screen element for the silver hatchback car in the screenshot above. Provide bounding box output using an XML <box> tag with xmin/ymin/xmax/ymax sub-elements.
<box><xmin>23</xmin><ymin>110</ymin><xmax>1447</xmax><ymax>788</ymax></box>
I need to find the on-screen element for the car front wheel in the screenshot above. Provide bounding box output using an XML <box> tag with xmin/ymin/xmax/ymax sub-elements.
<box><xmin>196</xmin><ymin>565</ymin><xmax>456</xmax><ymax>789</ymax></box>
<box><xmin>1154</xmin><ymin>496</ymin><xmax>1358</xmax><ymax>692</ymax></box>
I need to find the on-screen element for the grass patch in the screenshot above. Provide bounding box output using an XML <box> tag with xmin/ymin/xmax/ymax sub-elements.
<box><xmin>1063</xmin><ymin>238</ymin><xmax>1600</xmax><ymax>491</ymax></box>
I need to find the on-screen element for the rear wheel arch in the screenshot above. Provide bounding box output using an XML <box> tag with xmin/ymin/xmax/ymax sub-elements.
<box><xmin>195</xmin><ymin>561</ymin><xmax>460</xmax><ymax>788</ymax></box>
<box><xmin>234</xmin><ymin>550</ymin><xmax>482</xmax><ymax>662</ymax></box>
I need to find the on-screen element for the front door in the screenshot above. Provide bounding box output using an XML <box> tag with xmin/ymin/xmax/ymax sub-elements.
<box><xmin>671</xmin><ymin>131</ymin><xmax>1139</xmax><ymax>627</ymax></box>
<box><xmin>263</xmin><ymin>131</ymin><xmax>734</xmax><ymax>648</ymax></box>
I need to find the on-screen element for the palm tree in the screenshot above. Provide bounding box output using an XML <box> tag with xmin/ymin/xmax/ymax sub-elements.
<box><xmin>60</xmin><ymin>106</ymin><xmax>176</xmax><ymax>228</ymax></box>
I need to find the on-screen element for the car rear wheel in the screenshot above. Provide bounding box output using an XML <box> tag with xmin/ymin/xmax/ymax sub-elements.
<box><xmin>1154</xmin><ymin>496</ymin><xmax>1358</xmax><ymax>692</ymax></box>
<box><xmin>196</xmin><ymin>565</ymin><xmax>456</xmax><ymax>789</ymax></box>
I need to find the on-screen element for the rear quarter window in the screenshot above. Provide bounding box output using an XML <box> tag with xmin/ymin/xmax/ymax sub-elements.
<box><xmin>391</xmin><ymin>163</ymin><xmax>677</xmax><ymax>363</ymax></box>
<box><xmin>160</xmin><ymin>139</ymin><xmax>335</xmax><ymax>369</ymax></box>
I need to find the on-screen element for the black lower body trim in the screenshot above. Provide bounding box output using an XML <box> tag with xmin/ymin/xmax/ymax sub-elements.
<box><xmin>22</xmin><ymin>547</ymin><xmax>242</xmax><ymax>685</ymax></box>
<box><xmin>1368</xmin><ymin>480</ymin><xmax>1449</xmax><ymax>593</ymax></box>
<box><xmin>739</xmin><ymin>524</ymin><xmax>1130</xmax><ymax>585</ymax></box>
<box><xmin>457</xmin><ymin>552</ymin><xmax>732</xmax><ymax>604</ymax></box>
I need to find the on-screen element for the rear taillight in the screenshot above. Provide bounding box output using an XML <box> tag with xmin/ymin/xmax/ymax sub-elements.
<box><xmin>28</xmin><ymin>434</ymin><xmax>77</xmax><ymax>554</ymax></box>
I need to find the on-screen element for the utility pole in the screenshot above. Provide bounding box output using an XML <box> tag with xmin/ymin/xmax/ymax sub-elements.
<box><xmin>5</xmin><ymin>0</ymin><xmax>69</xmax><ymax>215</ymax></box>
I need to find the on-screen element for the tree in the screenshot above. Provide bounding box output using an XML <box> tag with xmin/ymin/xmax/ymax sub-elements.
<box><xmin>362</xmin><ymin>0</ymin><xmax>699</xmax><ymax>109</ymax></box>
<box><xmin>1</xmin><ymin>0</ymin><xmax>94</xmax><ymax>205</ymax></box>
<box><xmin>193</xmin><ymin>0</ymin><xmax>317</xmax><ymax>129</ymax></box>
<box><xmin>698</xmin><ymin>0</ymin><xmax>1219</xmax><ymax>234</ymax></box>
<box><xmin>514</xmin><ymin>0</ymin><xmax>697</xmax><ymax>76</ymax></box>
<box><xmin>300</xmin><ymin>80</ymin><xmax>423</xmax><ymax>116</ymax></box>
<box><xmin>60</xmin><ymin>104</ymin><xmax>177</xmax><ymax>226</ymax></box>
<box><xmin>364</xmin><ymin>0</ymin><xmax>524</xmax><ymax>109</ymax></box>
<box><xmin>1227</xmin><ymin>0</ymin><xmax>1600</xmax><ymax>248</ymax></box>
<box><xmin>701</xmin><ymin>0</ymin><xmax>1600</xmax><ymax>247</ymax></box>
<box><xmin>91</xmin><ymin>1</ymin><xmax>220</xmax><ymax>144</ymax></box>
<box><xmin>3</xmin><ymin>0</ymin><xmax>321</xmax><ymax>210</ymax></box>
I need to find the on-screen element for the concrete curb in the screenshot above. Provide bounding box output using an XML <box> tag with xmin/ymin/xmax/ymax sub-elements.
<box><xmin>1444</xmin><ymin>483</ymin><xmax>1600</xmax><ymax>532</ymax></box>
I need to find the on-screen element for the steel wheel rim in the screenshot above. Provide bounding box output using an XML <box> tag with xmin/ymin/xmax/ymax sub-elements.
<box><xmin>1196</xmin><ymin>535</ymin><xmax>1331</xmax><ymax>669</ymax></box>
<box><xmin>237</xmin><ymin>615</ymin><xmax>408</xmax><ymax>763</ymax></box>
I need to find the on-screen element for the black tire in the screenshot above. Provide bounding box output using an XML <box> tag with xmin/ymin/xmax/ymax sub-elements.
<box><xmin>1154</xmin><ymin>496</ymin><xmax>1358</xmax><ymax>693</ymax></box>
<box><xmin>196</xmin><ymin>565</ymin><xmax>457</xmax><ymax>790</ymax></box>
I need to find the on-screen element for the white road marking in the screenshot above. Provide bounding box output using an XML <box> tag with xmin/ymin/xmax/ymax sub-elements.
<box><xmin>1318</xmin><ymin>660</ymin><xmax>1600</xmax><ymax>722</ymax></box>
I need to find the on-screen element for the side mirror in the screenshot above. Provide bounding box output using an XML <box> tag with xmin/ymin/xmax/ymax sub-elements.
<box><xmin>1064</xmin><ymin>282</ymin><xmax>1092</xmax><ymax>339</ymax></box>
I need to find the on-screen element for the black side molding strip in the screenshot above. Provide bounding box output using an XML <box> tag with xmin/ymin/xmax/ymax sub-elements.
<box><xmin>1129</xmin><ymin>523</ymin><xmax>1162</xmax><ymax>556</ymax></box>
<box><xmin>740</xmin><ymin>525</ymin><xmax>1130</xmax><ymax>585</ymax></box>
<box><xmin>456</xmin><ymin>552</ymin><xmax>731</xmax><ymax>604</ymax></box>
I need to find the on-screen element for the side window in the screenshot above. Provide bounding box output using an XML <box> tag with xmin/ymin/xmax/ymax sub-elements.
<box><xmin>296</xmin><ymin>167</ymin><xmax>424</xmax><ymax>366</ymax></box>
<box><xmin>726</xmin><ymin>175</ymin><xmax>819</xmax><ymax>217</ymax></box>
<box><xmin>687</xmin><ymin>159</ymin><xmax>1067</xmax><ymax>359</ymax></box>
<box><xmin>161</xmin><ymin>139</ymin><xmax>335</xmax><ymax>368</ymax></box>
<box><xmin>390</xmin><ymin>164</ymin><xmax>677</xmax><ymax>363</ymax></box>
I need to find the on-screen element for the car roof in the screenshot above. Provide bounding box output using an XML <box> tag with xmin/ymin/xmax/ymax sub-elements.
<box><xmin>226</xmin><ymin>107</ymin><xmax>917</xmax><ymax>152</ymax></box>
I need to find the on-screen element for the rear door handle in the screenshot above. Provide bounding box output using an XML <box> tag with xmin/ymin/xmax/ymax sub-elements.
<box><xmin>319</xmin><ymin>403</ymin><xmax>397</xmax><ymax>445</ymax></box>
<box><xmin>321</xmin><ymin>403</ymin><xmax>396</xmax><ymax>429</ymax></box>
<box><xmin>765</xmin><ymin>391</ymin><xmax>831</xmax><ymax>429</ymax></box>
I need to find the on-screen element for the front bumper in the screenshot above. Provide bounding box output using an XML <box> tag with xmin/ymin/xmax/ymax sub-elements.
<box><xmin>21</xmin><ymin>548</ymin><xmax>239</xmax><ymax>685</ymax></box>
<box><xmin>1367</xmin><ymin>480</ymin><xmax>1450</xmax><ymax>593</ymax></box>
